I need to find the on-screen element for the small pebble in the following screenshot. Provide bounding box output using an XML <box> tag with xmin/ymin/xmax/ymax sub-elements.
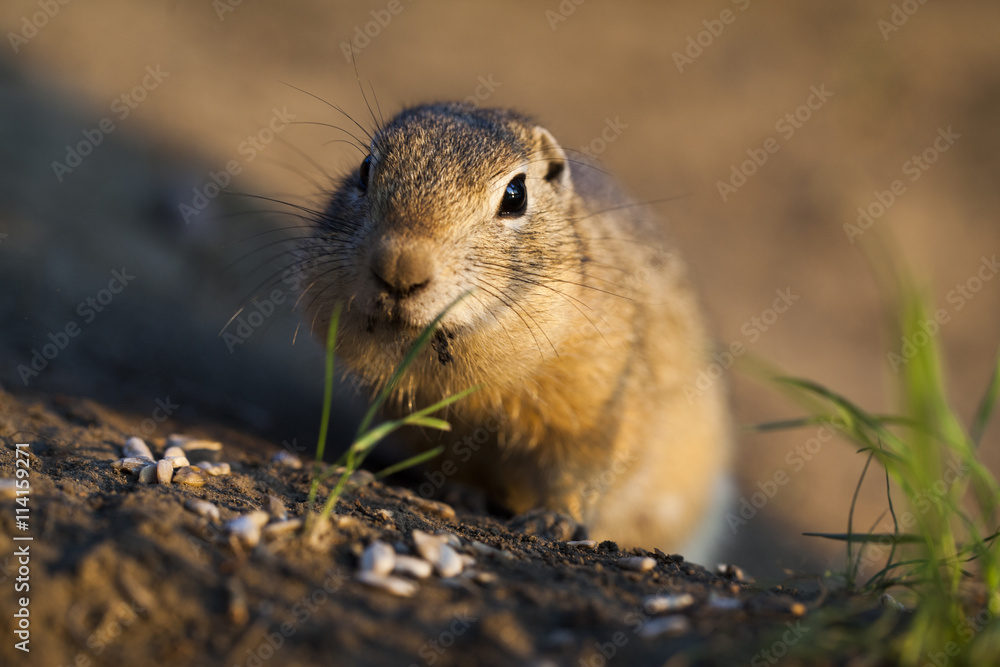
<box><xmin>270</xmin><ymin>450</ymin><xmax>302</xmax><ymax>469</ymax></box>
<box><xmin>376</xmin><ymin>509</ymin><xmax>394</xmax><ymax>521</ymax></box>
<box><xmin>165</xmin><ymin>456</ymin><xmax>191</xmax><ymax>469</ymax></box>
<box><xmin>156</xmin><ymin>459</ymin><xmax>173</xmax><ymax>485</ymax></box>
<box><xmin>195</xmin><ymin>461</ymin><xmax>231</xmax><ymax>476</ymax></box>
<box><xmin>262</xmin><ymin>518</ymin><xmax>303</xmax><ymax>538</ymax></box>
<box><xmin>138</xmin><ymin>464</ymin><xmax>158</xmax><ymax>484</ymax></box>
<box><xmin>226</xmin><ymin>511</ymin><xmax>270</xmax><ymax>548</ymax></box>
<box><xmin>639</xmin><ymin>615</ymin><xmax>691</xmax><ymax>638</ymax></box>
<box><xmin>361</xmin><ymin>541</ymin><xmax>396</xmax><ymax>576</ymax></box>
<box><xmin>0</xmin><ymin>479</ymin><xmax>16</xmax><ymax>498</ymax></box>
<box><xmin>356</xmin><ymin>571</ymin><xmax>418</xmax><ymax>597</ymax></box>
<box><xmin>266</xmin><ymin>495</ymin><xmax>288</xmax><ymax>521</ymax></box>
<box><xmin>644</xmin><ymin>593</ymin><xmax>695</xmax><ymax>614</ymax></box>
<box><xmin>184</xmin><ymin>498</ymin><xmax>221</xmax><ymax>521</ymax></box>
<box><xmin>163</xmin><ymin>446</ymin><xmax>186</xmax><ymax>459</ymax></box>
<box><xmin>566</xmin><ymin>540</ymin><xmax>598</xmax><ymax>549</ymax></box>
<box><xmin>618</xmin><ymin>557</ymin><xmax>656</xmax><ymax>572</ymax></box>
<box><xmin>393</xmin><ymin>554</ymin><xmax>433</xmax><ymax>579</ymax></box>
<box><xmin>174</xmin><ymin>466</ymin><xmax>208</xmax><ymax>487</ymax></box>
<box><xmin>123</xmin><ymin>436</ymin><xmax>153</xmax><ymax>460</ymax></box>
<box><xmin>112</xmin><ymin>457</ymin><xmax>154</xmax><ymax>474</ymax></box>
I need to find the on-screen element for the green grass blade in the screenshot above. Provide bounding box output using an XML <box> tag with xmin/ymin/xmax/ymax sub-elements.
<box><xmin>375</xmin><ymin>445</ymin><xmax>446</xmax><ymax>479</ymax></box>
<box><xmin>355</xmin><ymin>292</ymin><xmax>471</xmax><ymax>437</ymax></box>
<box><xmin>308</xmin><ymin>302</ymin><xmax>342</xmax><ymax>509</ymax></box>
<box><xmin>971</xmin><ymin>345</ymin><xmax>1000</xmax><ymax>446</ymax></box>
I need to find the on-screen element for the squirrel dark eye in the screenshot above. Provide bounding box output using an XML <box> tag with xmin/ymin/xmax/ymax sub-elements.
<box><xmin>358</xmin><ymin>155</ymin><xmax>371</xmax><ymax>192</ymax></box>
<box><xmin>498</xmin><ymin>174</ymin><xmax>527</xmax><ymax>217</ymax></box>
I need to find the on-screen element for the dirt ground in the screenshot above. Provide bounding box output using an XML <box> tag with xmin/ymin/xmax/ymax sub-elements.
<box><xmin>0</xmin><ymin>388</ymin><xmax>886</xmax><ymax>667</ymax></box>
<box><xmin>1</xmin><ymin>1</ymin><xmax>999</xmax><ymax>665</ymax></box>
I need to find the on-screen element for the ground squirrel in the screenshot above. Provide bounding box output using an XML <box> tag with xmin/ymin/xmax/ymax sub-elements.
<box><xmin>299</xmin><ymin>103</ymin><xmax>731</xmax><ymax>561</ymax></box>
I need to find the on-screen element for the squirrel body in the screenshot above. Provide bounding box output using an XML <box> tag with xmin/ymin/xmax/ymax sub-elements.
<box><xmin>301</xmin><ymin>103</ymin><xmax>731</xmax><ymax>560</ymax></box>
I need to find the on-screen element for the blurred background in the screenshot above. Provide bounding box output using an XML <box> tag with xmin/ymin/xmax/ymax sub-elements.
<box><xmin>1</xmin><ymin>0</ymin><xmax>998</xmax><ymax>579</ymax></box>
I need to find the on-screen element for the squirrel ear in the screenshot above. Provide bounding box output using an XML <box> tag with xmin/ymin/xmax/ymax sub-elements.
<box><xmin>532</xmin><ymin>126</ymin><xmax>570</xmax><ymax>185</ymax></box>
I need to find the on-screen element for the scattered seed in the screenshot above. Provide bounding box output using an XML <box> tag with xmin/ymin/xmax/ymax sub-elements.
<box><xmin>618</xmin><ymin>557</ymin><xmax>656</xmax><ymax>572</ymax></box>
<box><xmin>356</xmin><ymin>571</ymin><xmax>418</xmax><ymax>597</ymax></box>
<box><xmin>262</xmin><ymin>518</ymin><xmax>303</xmax><ymax>539</ymax></box>
<box><xmin>177</xmin><ymin>438</ymin><xmax>222</xmax><ymax>452</ymax></box>
<box><xmin>266</xmin><ymin>495</ymin><xmax>288</xmax><ymax>521</ymax></box>
<box><xmin>163</xmin><ymin>446</ymin><xmax>186</xmax><ymax>459</ymax></box>
<box><xmin>644</xmin><ymin>593</ymin><xmax>695</xmax><ymax>614</ymax></box>
<box><xmin>165</xmin><ymin>456</ymin><xmax>191</xmax><ymax>469</ymax></box>
<box><xmin>436</xmin><ymin>544</ymin><xmax>463</xmax><ymax>578</ymax></box>
<box><xmin>638</xmin><ymin>615</ymin><xmax>691</xmax><ymax>638</ymax></box>
<box><xmin>466</xmin><ymin>570</ymin><xmax>498</xmax><ymax>585</ymax></box>
<box><xmin>469</xmin><ymin>540</ymin><xmax>499</xmax><ymax>556</ymax></box>
<box><xmin>137</xmin><ymin>464</ymin><xmax>157</xmax><ymax>484</ymax></box>
<box><xmin>123</xmin><ymin>437</ymin><xmax>153</xmax><ymax>460</ymax></box>
<box><xmin>196</xmin><ymin>461</ymin><xmax>230</xmax><ymax>476</ymax></box>
<box><xmin>184</xmin><ymin>498</ymin><xmax>221</xmax><ymax>521</ymax></box>
<box><xmin>566</xmin><ymin>540</ymin><xmax>598</xmax><ymax>549</ymax></box>
<box><xmin>112</xmin><ymin>457</ymin><xmax>154</xmax><ymax>474</ymax></box>
<box><xmin>412</xmin><ymin>497</ymin><xmax>456</xmax><ymax>520</ymax></box>
<box><xmin>460</xmin><ymin>554</ymin><xmax>477</xmax><ymax>569</ymax></box>
<box><xmin>270</xmin><ymin>451</ymin><xmax>302</xmax><ymax>469</ymax></box>
<box><xmin>166</xmin><ymin>434</ymin><xmax>192</xmax><ymax>448</ymax></box>
<box><xmin>174</xmin><ymin>466</ymin><xmax>208</xmax><ymax>487</ymax></box>
<box><xmin>880</xmin><ymin>593</ymin><xmax>907</xmax><ymax>612</ymax></box>
<box><xmin>226</xmin><ymin>511</ymin><xmax>270</xmax><ymax>548</ymax></box>
<box><xmin>0</xmin><ymin>479</ymin><xmax>16</xmax><ymax>498</ymax></box>
<box><xmin>708</xmin><ymin>593</ymin><xmax>743</xmax><ymax>611</ymax></box>
<box><xmin>361</xmin><ymin>541</ymin><xmax>396</xmax><ymax>575</ymax></box>
<box><xmin>156</xmin><ymin>459</ymin><xmax>173</xmax><ymax>485</ymax></box>
<box><xmin>412</xmin><ymin>530</ymin><xmax>445</xmax><ymax>563</ymax></box>
<box><xmin>716</xmin><ymin>563</ymin><xmax>751</xmax><ymax>583</ymax></box>
<box><xmin>393</xmin><ymin>555</ymin><xmax>433</xmax><ymax>579</ymax></box>
<box><xmin>436</xmin><ymin>531</ymin><xmax>462</xmax><ymax>547</ymax></box>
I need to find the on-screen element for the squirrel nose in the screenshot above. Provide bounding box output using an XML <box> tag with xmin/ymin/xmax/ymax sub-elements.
<box><xmin>370</xmin><ymin>236</ymin><xmax>436</xmax><ymax>299</ymax></box>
